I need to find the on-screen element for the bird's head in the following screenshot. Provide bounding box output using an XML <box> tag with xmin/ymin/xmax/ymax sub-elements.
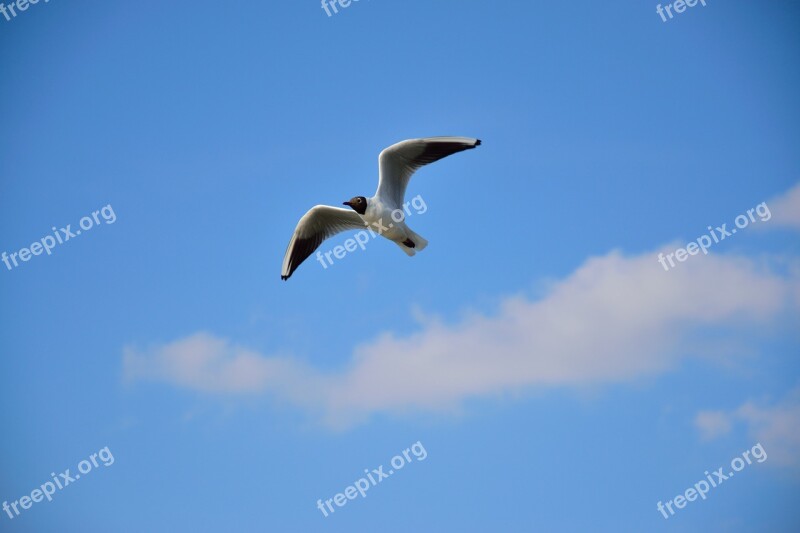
<box><xmin>343</xmin><ymin>196</ymin><xmax>368</xmax><ymax>215</ymax></box>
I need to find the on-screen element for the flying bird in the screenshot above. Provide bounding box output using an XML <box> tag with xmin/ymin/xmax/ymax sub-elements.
<box><xmin>280</xmin><ymin>136</ymin><xmax>481</xmax><ymax>280</ymax></box>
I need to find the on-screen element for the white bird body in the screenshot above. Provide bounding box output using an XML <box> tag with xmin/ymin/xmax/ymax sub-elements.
<box><xmin>281</xmin><ymin>136</ymin><xmax>480</xmax><ymax>280</ymax></box>
<box><xmin>360</xmin><ymin>196</ymin><xmax>424</xmax><ymax>252</ymax></box>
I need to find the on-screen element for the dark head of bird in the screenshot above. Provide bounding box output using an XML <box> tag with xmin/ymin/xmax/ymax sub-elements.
<box><xmin>343</xmin><ymin>196</ymin><xmax>368</xmax><ymax>215</ymax></box>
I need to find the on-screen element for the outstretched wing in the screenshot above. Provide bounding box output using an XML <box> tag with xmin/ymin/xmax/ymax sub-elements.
<box><xmin>375</xmin><ymin>136</ymin><xmax>481</xmax><ymax>208</ymax></box>
<box><xmin>281</xmin><ymin>205</ymin><xmax>365</xmax><ymax>280</ymax></box>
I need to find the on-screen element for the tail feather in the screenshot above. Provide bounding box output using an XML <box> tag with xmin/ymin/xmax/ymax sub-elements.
<box><xmin>395</xmin><ymin>230</ymin><xmax>428</xmax><ymax>256</ymax></box>
<box><xmin>395</xmin><ymin>241</ymin><xmax>416</xmax><ymax>256</ymax></box>
<box><xmin>411</xmin><ymin>232</ymin><xmax>428</xmax><ymax>251</ymax></box>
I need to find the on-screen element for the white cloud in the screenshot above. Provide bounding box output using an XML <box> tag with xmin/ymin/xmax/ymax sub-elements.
<box><xmin>123</xmin><ymin>333</ymin><xmax>324</xmax><ymax>402</ymax></box>
<box><xmin>767</xmin><ymin>181</ymin><xmax>800</xmax><ymax>230</ymax></box>
<box><xmin>695</xmin><ymin>410</ymin><xmax>734</xmax><ymax>441</ymax></box>
<box><xmin>124</xmin><ymin>248</ymin><xmax>799</xmax><ymax>428</ymax></box>
<box><xmin>695</xmin><ymin>387</ymin><xmax>800</xmax><ymax>467</ymax></box>
<box><xmin>737</xmin><ymin>390</ymin><xmax>800</xmax><ymax>467</ymax></box>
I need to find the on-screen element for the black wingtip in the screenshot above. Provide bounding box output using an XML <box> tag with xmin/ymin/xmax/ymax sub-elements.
<box><xmin>281</xmin><ymin>275</ymin><xmax>289</xmax><ymax>281</ymax></box>
<box><xmin>475</xmin><ymin>139</ymin><xmax>482</xmax><ymax>146</ymax></box>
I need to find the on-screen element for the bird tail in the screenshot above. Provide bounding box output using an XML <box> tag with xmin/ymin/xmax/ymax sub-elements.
<box><xmin>395</xmin><ymin>229</ymin><xmax>428</xmax><ymax>256</ymax></box>
<box><xmin>410</xmin><ymin>231</ymin><xmax>428</xmax><ymax>251</ymax></box>
<box><xmin>396</xmin><ymin>241</ymin><xmax>416</xmax><ymax>256</ymax></box>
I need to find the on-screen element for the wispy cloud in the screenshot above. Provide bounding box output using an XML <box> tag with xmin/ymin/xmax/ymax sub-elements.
<box><xmin>124</xmin><ymin>334</ymin><xmax>309</xmax><ymax>395</ymax></box>
<box><xmin>695</xmin><ymin>387</ymin><xmax>800</xmax><ymax>467</ymax></box>
<box><xmin>768</xmin><ymin>182</ymin><xmax>800</xmax><ymax>230</ymax></box>
<box><xmin>124</xmin><ymin>247</ymin><xmax>799</xmax><ymax>428</ymax></box>
<box><xmin>695</xmin><ymin>410</ymin><xmax>734</xmax><ymax>441</ymax></box>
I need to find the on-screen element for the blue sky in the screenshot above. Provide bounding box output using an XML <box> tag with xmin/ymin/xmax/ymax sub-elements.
<box><xmin>1</xmin><ymin>0</ymin><xmax>799</xmax><ymax>531</ymax></box>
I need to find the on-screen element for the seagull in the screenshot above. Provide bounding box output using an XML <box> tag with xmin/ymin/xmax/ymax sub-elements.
<box><xmin>280</xmin><ymin>136</ymin><xmax>481</xmax><ymax>280</ymax></box>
